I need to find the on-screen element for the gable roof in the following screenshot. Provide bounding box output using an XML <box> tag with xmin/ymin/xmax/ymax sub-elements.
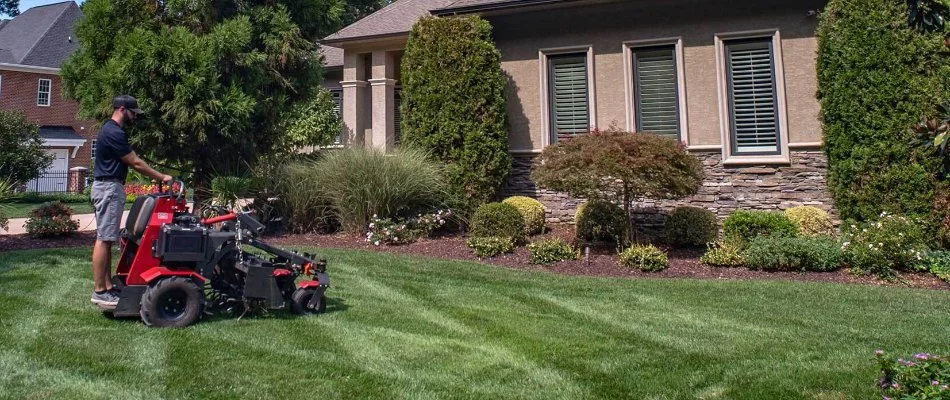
<box><xmin>322</xmin><ymin>0</ymin><xmax>455</xmax><ymax>44</ymax></box>
<box><xmin>0</xmin><ymin>1</ymin><xmax>82</xmax><ymax>68</ymax></box>
<box><xmin>432</xmin><ymin>0</ymin><xmax>574</xmax><ymax>15</ymax></box>
<box><xmin>321</xmin><ymin>45</ymin><xmax>343</xmax><ymax>69</ymax></box>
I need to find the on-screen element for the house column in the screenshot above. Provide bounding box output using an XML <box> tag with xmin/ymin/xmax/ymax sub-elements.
<box><xmin>341</xmin><ymin>52</ymin><xmax>369</xmax><ymax>146</ymax></box>
<box><xmin>368</xmin><ymin>50</ymin><xmax>397</xmax><ymax>151</ymax></box>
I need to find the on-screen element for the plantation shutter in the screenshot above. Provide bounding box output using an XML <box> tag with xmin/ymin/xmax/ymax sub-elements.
<box><xmin>394</xmin><ymin>88</ymin><xmax>401</xmax><ymax>146</ymax></box>
<box><xmin>331</xmin><ymin>89</ymin><xmax>343</xmax><ymax>145</ymax></box>
<box><xmin>634</xmin><ymin>46</ymin><xmax>680</xmax><ymax>138</ymax></box>
<box><xmin>548</xmin><ymin>54</ymin><xmax>589</xmax><ymax>142</ymax></box>
<box><xmin>726</xmin><ymin>39</ymin><xmax>780</xmax><ymax>154</ymax></box>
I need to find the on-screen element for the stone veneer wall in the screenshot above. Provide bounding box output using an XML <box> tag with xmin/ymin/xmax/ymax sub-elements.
<box><xmin>502</xmin><ymin>150</ymin><xmax>836</xmax><ymax>236</ymax></box>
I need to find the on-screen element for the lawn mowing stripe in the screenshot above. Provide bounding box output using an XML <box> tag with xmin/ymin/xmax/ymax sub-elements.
<box><xmin>315</xmin><ymin>321</ymin><xmax>589</xmax><ymax>399</ymax></box>
<box><xmin>337</xmin><ymin>263</ymin><xmax>474</xmax><ymax>335</ymax></box>
<box><xmin>3</xmin><ymin>247</ymin><xmax>950</xmax><ymax>399</ymax></box>
<box><xmin>0</xmin><ymin>277</ymin><xmax>159</xmax><ymax>399</ymax></box>
<box><xmin>0</xmin><ymin>351</ymin><xmax>162</xmax><ymax>400</ymax></box>
<box><xmin>533</xmin><ymin>291</ymin><xmax>776</xmax><ymax>356</ymax></box>
<box><xmin>132</xmin><ymin>332</ymin><xmax>168</xmax><ymax>395</ymax></box>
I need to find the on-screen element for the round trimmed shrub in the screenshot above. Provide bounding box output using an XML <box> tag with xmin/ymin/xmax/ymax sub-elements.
<box><xmin>722</xmin><ymin>210</ymin><xmax>799</xmax><ymax>246</ymax></box>
<box><xmin>575</xmin><ymin>199</ymin><xmax>627</xmax><ymax>244</ymax></box>
<box><xmin>619</xmin><ymin>244</ymin><xmax>669</xmax><ymax>272</ymax></box>
<box><xmin>784</xmin><ymin>206</ymin><xmax>835</xmax><ymax>237</ymax></box>
<box><xmin>664</xmin><ymin>206</ymin><xmax>718</xmax><ymax>248</ymax></box>
<box><xmin>470</xmin><ymin>202</ymin><xmax>525</xmax><ymax>243</ymax></box>
<box><xmin>502</xmin><ymin>196</ymin><xmax>546</xmax><ymax>235</ymax></box>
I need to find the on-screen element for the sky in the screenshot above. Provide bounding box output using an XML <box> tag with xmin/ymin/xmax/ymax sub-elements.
<box><xmin>17</xmin><ymin>0</ymin><xmax>82</xmax><ymax>14</ymax></box>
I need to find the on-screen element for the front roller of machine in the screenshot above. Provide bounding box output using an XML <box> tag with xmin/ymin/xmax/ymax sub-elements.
<box><xmin>103</xmin><ymin>180</ymin><xmax>330</xmax><ymax>328</ymax></box>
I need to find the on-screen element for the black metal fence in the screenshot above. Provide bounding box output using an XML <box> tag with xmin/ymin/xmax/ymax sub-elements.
<box><xmin>22</xmin><ymin>170</ymin><xmax>82</xmax><ymax>194</ymax></box>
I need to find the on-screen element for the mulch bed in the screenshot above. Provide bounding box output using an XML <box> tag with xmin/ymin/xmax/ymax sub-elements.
<box><xmin>3</xmin><ymin>225</ymin><xmax>947</xmax><ymax>290</ymax></box>
<box><xmin>0</xmin><ymin>231</ymin><xmax>97</xmax><ymax>253</ymax></box>
<box><xmin>267</xmin><ymin>224</ymin><xmax>950</xmax><ymax>291</ymax></box>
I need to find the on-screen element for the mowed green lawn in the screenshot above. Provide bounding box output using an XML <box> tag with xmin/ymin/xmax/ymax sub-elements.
<box><xmin>1</xmin><ymin>247</ymin><xmax>949</xmax><ymax>399</ymax></box>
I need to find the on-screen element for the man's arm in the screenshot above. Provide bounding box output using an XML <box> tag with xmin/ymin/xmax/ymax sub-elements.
<box><xmin>120</xmin><ymin>151</ymin><xmax>172</xmax><ymax>183</ymax></box>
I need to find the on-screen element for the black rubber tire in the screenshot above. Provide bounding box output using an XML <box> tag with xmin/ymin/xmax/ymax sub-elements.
<box><xmin>140</xmin><ymin>277</ymin><xmax>205</xmax><ymax>328</ymax></box>
<box><xmin>290</xmin><ymin>287</ymin><xmax>326</xmax><ymax>314</ymax></box>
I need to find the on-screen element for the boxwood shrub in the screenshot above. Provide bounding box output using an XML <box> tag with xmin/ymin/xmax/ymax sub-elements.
<box><xmin>741</xmin><ymin>236</ymin><xmax>843</xmax><ymax>272</ymax></box>
<box><xmin>470</xmin><ymin>202</ymin><xmax>525</xmax><ymax>243</ymax></box>
<box><xmin>722</xmin><ymin>210</ymin><xmax>798</xmax><ymax>246</ymax></box>
<box><xmin>664</xmin><ymin>206</ymin><xmax>718</xmax><ymax>248</ymax></box>
<box><xmin>502</xmin><ymin>196</ymin><xmax>546</xmax><ymax>235</ymax></box>
<box><xmin>575</xmin><ymin>199</ymin><xmax>628</xmax><ymax>245</ymax></box>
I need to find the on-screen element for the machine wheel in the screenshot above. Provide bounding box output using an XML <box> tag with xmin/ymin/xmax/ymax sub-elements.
<box><xmin>140</xmin><ymin>277</ymin><xmax>205</xmax><ymax>328</ymax></box>
<box><xmin>290</xmin><ymin>287</ymin><xmax>326</xmax><ymax>314</ymax></box>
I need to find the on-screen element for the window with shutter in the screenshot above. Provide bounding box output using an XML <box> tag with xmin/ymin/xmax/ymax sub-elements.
<box><xmin>331</xmin><ymin>89</ymin><xmax>342</xmax><ymax>145</ymax></box>
<box><xmin>548</xmin><ymin>54</ymin><xmax>589</xmax><ymax>142</ymax></box>
<box><xmin>725</xmin><ymin>39</ymin><xmax>780</xmax><ymax>155</ymax></box>
<box><xmin>633</xmin><ymin>46</ymin><xmax>679</xmax><ymax>138</ymax></box>
<box><xmin>394</xmin><ymin>88</ymin><xmax>401</xmax><ymax>146</ymax></box>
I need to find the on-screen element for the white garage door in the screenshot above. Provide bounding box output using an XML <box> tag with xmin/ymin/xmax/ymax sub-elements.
<box><xmin>26</xmin><ymin>149</ymin><xmax>69</xmax><ymax>193</ymax></box>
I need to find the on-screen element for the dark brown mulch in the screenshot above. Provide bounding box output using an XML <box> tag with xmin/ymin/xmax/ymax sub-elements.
<box><xmin>0</xmin><ymin>231</ymin><xmax>97</xmax><ymax>253</ymax></box>
<box><xmin>2</xmin><ymin>225</ymin><xmax>945</xmax><ymax>291</ymax></box>
<box><xmin>267</xmin><ymin>224</ymin><xmax>950</xmax><ymax>291</ymax></box>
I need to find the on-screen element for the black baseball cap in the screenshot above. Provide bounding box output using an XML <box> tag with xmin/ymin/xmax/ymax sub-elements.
<box><xmin>113</xmin><ymin>95</ymin><xmax>144</xmax><ymax>115</ymax></box>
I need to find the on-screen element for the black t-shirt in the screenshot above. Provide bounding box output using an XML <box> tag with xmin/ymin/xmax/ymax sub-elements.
<box><xmin>93</xmin><ymin>119</ymin><xmax>134</xmax><ymax>182</ymax></box>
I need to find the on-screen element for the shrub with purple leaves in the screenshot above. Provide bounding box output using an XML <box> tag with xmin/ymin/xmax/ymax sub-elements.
<box><xmin>876</xmin><ymin>350</ymin><xmax>950</xmax><ymax>399</ymax></box>
<box><xmin>365</xmin><ymin>209</ymin><xmax>453</xmax><ymax>246</ymax></box>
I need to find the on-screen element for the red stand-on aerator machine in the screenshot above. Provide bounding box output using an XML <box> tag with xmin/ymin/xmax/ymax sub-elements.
<box><xmin>103</xmin><ymin>181</ymin><xmax>329</xmax><ymax>328</ymax></box>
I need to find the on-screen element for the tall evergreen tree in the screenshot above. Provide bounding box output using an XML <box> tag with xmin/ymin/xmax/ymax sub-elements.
<box><xmin>62</xmin><ymin>0</ymin><xmax>377</xmax><ymax>197</ymax></box>
<box><xmin>401</xmin><ymin>16</ymin><xmax>511</xmax><ymax>217</ymax></box>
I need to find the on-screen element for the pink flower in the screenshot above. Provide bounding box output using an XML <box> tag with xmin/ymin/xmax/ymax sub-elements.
<box><xmin>875</xmin><ymin>350</ymin><xmax>884</xmax><ymax>356</ymax></box>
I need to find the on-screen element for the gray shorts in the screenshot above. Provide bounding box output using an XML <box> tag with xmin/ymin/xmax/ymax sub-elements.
<box><xmin>91</xmin><ymin>181</ymin><xmax>126</xmax><ymax>242</ymax></box>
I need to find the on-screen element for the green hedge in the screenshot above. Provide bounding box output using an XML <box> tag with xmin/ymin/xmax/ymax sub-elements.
<box><xmin>401</xmin><ymin>16</ymin><xmax>511</xmax><ymax>218</ymax></box>
<box><xmin>817</xmin><ymin>0</ymin><xmax>948</xmax><ymax>230</ymax></box>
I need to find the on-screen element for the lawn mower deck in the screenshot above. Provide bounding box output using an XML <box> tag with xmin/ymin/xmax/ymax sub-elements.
<box><xmin>102</xmin><ymin>182</ymin><xmax>329</xmax><ymax>328</ymax></box>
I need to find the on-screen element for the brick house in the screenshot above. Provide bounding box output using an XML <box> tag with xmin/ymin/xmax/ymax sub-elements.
<box><xmin>0</xmin><ymin>1</ymin><xmax>95</xmax><ymax>193</ymax></box>
<box><xmin>320</xmin><ymin>0</ymin><xmax>834</xmax><ymax>227</ymax></box>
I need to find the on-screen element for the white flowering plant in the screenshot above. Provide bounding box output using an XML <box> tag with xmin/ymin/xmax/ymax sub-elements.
<box><xmin>365</xmin><ymin>209</ymin><xmax>453</xmax><ymax>246</ymax></box>
<box><xmin>840</xmin><ymin>212</ymin><xmax>933</xmax><ymax>279</ymax></box>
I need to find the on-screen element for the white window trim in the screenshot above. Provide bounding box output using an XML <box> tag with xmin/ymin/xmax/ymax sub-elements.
<box><xmin>37</xmin><ymin>78</ymin><xmax>51</xmax><ymax>107</ymax></box>
<box><xmin>622</xmin><ymin>37</ymin><xmax>689</xmax><ymax>144</ymax></box>
<box><xmin>539</xmin><ymin>45</ymin><xmax>596</xmax><ymax>149</ymax></box>
<box><xmin>714</xmin><ymin>29</ymin><xmax>790</xmax><ymax>165</ymax></box>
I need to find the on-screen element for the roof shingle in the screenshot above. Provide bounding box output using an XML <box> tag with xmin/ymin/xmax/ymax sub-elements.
<box><xmin>433</xmin><ymin>0</ymin><xmax>576</xmax><ymax>14</ymax></box>
<box><xmin>0</xmin><ymin>1</ymin><xmax>81</xmax><ymax>68</ymax></box>
<box><xmin>322</xmin><ymin>0</ymin><xmax>455</xmax><ymax>43</ymax></box>
<box><xmin>320</xmin><ymin>45</ymin><xmax>343</xmax><ymax>68</ymax></box>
